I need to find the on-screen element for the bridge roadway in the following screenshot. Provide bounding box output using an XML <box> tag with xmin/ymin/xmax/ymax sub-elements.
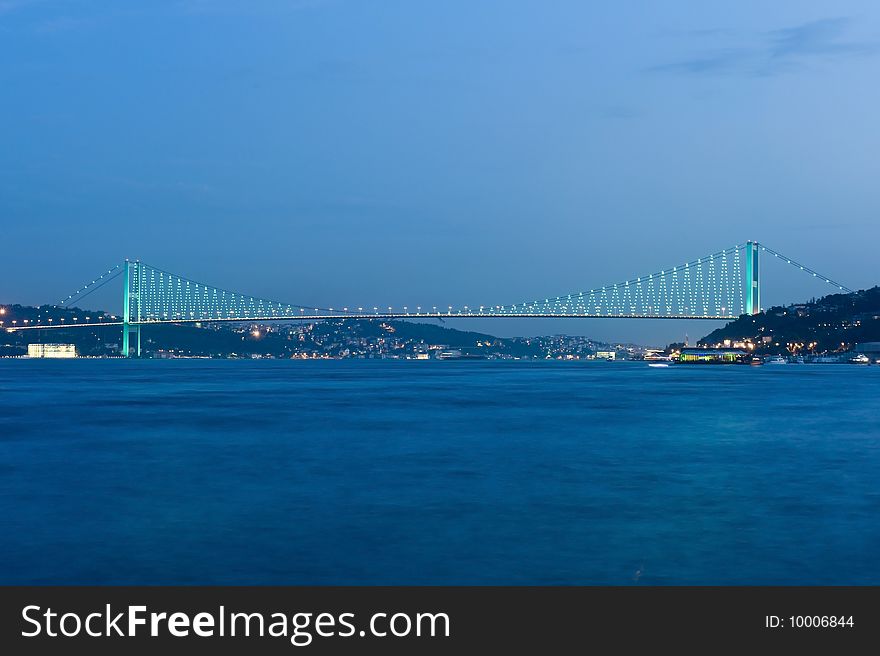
<box><xmin>6</xmin><ymin>312</ymin><xmax>734</xmax><ymax>331</ymax></box>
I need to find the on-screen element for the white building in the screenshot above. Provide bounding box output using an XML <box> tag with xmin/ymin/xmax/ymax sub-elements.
<box><xmin>27</xmin><ymin>344</ymin><xmax>77</xmax><ymax>358</ymax></box>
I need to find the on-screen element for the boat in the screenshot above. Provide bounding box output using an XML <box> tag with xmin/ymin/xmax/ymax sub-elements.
<box><xmin>648</xmin><ymin>363</ymin><xmax>669</xmax><ymax>368</ymax></box>
<box><xmin>766</xmin><ymin>355</ymin><xmax>787</xmax><ymax>365</ymax></box>
<box><xmin>848</xmin><ymin>354</ymin><xmax>870</xmax><ymax>364</ymax></box>
<box><xmin>436</xmin><ymin>349</ymin><xmax>486</xmax><ymax>361</ymax></box>
<box><xmin>750</xmin><ymin>356</ymin><xmax>764</xmax><ymax>366</ymax></box>
<box><xmin>676</xmin><ymin>348</ymin><xmax>749</xmax><ymax>364</ymax></box>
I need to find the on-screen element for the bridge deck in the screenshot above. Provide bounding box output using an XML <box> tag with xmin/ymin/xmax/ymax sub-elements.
<box><xmin>6</xmin><ymin>313</ymin><xmax>734</xmax><ymax>331</ymax></box>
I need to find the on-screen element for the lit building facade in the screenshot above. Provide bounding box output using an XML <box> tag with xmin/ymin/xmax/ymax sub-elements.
<box><xmin>27</xmin><ymin>344</ymin><xmax>77</xmax><ymax>358</ymax></box>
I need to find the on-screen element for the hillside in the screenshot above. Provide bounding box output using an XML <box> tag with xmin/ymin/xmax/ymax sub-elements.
<box><xmin>700</xmin><ymin>286</ymin><xmax>880</xmax><ymax>354</ymax></box>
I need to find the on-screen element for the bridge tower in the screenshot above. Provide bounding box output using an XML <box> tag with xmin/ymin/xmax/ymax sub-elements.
<box><xmin>744</xmin><ymin>241</ymin><xmax>760</xmax><ymax>315</ymax></box>
<box><xmin>121</xmin><ymin>260</ymin><xmax>141</xmax><ymax>357</ymax></box>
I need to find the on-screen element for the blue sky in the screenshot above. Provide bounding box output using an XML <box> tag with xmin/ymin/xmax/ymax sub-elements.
<box><xmin>2</xmin><ymin>1</ymin><xmax>878</xmax><ymax>344</ymax></box>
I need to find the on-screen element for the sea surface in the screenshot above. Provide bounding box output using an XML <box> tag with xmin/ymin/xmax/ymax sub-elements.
<box><xmin>1</xmin><ymin>359</ymin><xmax>879</xmax><ymax>585</ymax></box>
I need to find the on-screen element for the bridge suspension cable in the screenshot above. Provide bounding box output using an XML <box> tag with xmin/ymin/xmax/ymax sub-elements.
<box><xmin>58</xmin><ymin>265</ymin><xmax>122</xmax><ymax>307</ymax></box>
<box><xmin>756</xmin><ymin>244</ymin><xmax>853</xmax><ymax>293</ymax></box>
<box><xmin>122</xmin><ymin>247</ymin><xmax>751</xmax><ymax>324</ymax></box>
<box><xmin>8</xmin><ymin>240</ymin><xmax>855</xmax><ymax>343</ymax></box>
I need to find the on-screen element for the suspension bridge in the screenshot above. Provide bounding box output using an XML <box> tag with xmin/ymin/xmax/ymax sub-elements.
<box><xmin>6</xmin><ymin>241</ymin><xmax>852</xmax><ymax>357</ymax></box>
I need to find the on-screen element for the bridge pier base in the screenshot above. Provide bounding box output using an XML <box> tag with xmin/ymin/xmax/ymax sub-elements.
<box><xmin>121</xmin><ymin>259</ymin><xmax>142</xmax><ymax>357</ymax></box>
<box><xmin>122</xmin><ymin>323</ymin><xmax>141</xmax><ymax>357</ymax></box>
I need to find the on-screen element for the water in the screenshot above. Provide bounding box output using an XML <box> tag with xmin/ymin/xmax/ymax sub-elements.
<box><xmin>1</xmin><ymin>359</ymin><xmax>879</xmax><ymax>585</ymax></box>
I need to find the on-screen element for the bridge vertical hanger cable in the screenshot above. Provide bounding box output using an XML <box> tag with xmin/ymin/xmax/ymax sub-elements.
<box><xmin>492</xmin><ymin>244</ymin><xmax>747</xmax><ymax>319</ymax></box>
<box><xmin>130</xmin><ymin>262</ymin><xmax>352</xmax><ymax>322</ymax></box>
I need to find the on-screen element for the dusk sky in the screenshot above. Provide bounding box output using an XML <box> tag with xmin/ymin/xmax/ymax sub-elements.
<box><xmin>2</xmin><ymin>0</ymin><xmax>878</xmax><ymax>344</ymax></box>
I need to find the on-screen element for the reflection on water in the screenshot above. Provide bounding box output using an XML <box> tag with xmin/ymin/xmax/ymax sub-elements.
<box><xmin>1</xmin><ymin>360</ymin><xmax>878</xmax><ymax>584</ymax></box>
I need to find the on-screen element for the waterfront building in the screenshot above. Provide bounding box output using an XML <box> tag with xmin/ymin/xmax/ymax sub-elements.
<box><xmin>27</xmin><ymin>343</ymin><xmax>77</xmax><ymax>358</ymax></box>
